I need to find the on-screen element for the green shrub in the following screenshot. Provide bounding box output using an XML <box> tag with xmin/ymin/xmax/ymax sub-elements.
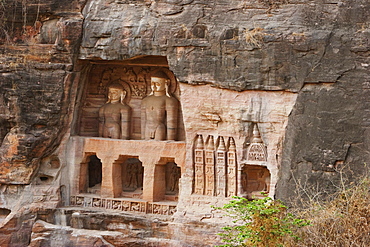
<box><xmin>215</xmin><ymin>196</ymin><xmax>309</xmax><ymax>247</ymax></box>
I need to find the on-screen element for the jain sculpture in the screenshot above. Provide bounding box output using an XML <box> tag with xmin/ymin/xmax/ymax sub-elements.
<box><xmin>99</xmin><ymin>83</ymin><xmax>131</xmax><ymax>139</ymax></box>
<box><xmin>141</xmin><ymin>71</ymin><xmax>179</xmax><ymax>141</ymax></box>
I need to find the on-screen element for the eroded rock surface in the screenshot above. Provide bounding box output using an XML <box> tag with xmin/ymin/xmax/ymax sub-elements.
<box><xmin>0</xmin><ymin>0</ymin><xmax>369</xmax><ymax>246</ymax></box>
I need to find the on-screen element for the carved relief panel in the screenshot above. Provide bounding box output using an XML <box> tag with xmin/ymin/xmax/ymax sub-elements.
<box><xmin>78</xmin><ymin>60</ymin><xmax>184</xmax><ymax>141</ymax></box>
<box><xmin>245</xmin><ymin>124</ymin><xmax>267</xmax><ymax>163</ymax></box>
<box><xmin>241</xmin><ymin>123</ymin><xmax>270</xmax><ymax>198</ymax></box>
<box><xmin>165</xmin><ymin>162</ymin><xmax>181</xmax><ymax>196</ymax></box>
<box><xmin>193</xmin><ymin>134</ymin><xmax>237</xmax><ymax>197</ymax></box>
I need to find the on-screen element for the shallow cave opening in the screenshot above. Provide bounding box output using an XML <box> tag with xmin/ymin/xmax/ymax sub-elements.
<box><xmin>0</xmin><ymin>208</ymin><xmax>11</xmax><ymax>221</ymax></box>
<box><xmin>88</xmin><ymin>155</ymin><xmax>102</xmax><ymax>190</ymax></box>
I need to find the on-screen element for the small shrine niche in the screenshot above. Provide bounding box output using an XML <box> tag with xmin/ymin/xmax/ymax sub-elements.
<box><xmin>76</xmin><ymin>56</ymin><xmax>185</xmax><ymax>141</ymax></box>
<box><xmin>121</xmin><ymin>158</ymin><xmax>144</xmax><ymax>197</ymax></box>
<box><xmin>165</xmin><ymin>162</ymin><xmax>181</xmax><ymax>199</ymax></box>
<box><xmin>241</xmin><ymin>165</ymin><xmax>270</xmax><ymax>199</ymax></box>
<box><xmin>241</xmin><ymin>123</ymin><xmax>270</xmax><ymax>199</ymax></box>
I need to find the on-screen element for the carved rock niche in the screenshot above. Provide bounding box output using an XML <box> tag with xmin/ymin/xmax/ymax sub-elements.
<box><xmin>76</xmin><ymin>56</ymin><xmax>185</xmax><ymax>141</ymax></box>
<box><xmin>241</xmin><ymin>124</ymin><xmax>271</xmax><ymax>199</ymax></box>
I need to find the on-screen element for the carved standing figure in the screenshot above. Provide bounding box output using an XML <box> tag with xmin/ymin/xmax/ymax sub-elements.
<box><xmin>99</xmin><ymin>83</ymin><xmax>131</xmax><ymax>139</ymax></box>
<box><xmin>141</xmin><ymin>71</ymin><xmax>179</xmax><ymax>141</ymax></box>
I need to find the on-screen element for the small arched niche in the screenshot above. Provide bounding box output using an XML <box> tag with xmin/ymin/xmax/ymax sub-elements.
<box><xmin>79</xmin><ymin>154</ymin><xmax>102</xmax><ymax>194</ymax></box>
<box><xmin>241</xmin><ymin>165</ymin><xmax>270</xmax><ymax>199</ymax></box>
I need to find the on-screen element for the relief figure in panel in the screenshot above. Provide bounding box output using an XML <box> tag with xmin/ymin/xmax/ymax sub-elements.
<box><xmin>166</xmin><ymin>162</ymin><xmax>181</xmax><ymax>195</ymax></box>
<box><xmin>141</xmin><ymin>71</ymin><xmax>179</xmax><ymax>141</ymax></box>
<box><xmin>99</xmin><ymin>83</ymin><xmax>131</xmax><ymax>139</ymax></box>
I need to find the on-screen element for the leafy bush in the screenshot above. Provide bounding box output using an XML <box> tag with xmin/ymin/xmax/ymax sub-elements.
<box><xmin>215</xmin><ymin>196</ymin><xmax>309</xmax><ymax>247</ymax></box>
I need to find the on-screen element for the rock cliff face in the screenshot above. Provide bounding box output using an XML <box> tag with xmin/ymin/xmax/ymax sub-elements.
<box><xmin>0</xmin><ymin>0</ymin><xmax>369</xmax><ymax>246</ymax></box>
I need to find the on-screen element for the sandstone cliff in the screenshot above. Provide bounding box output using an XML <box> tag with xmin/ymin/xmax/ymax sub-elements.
<box><xmin>0</xmin><ymin>0</ymin><xmax>369</xmax><ymax>246</ymax></box>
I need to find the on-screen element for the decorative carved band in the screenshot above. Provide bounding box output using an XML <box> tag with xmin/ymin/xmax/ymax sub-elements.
<box><xmin>70</xmin><ymin>195</ymin><xmax>177</xmax><ymax>216</ymax></box>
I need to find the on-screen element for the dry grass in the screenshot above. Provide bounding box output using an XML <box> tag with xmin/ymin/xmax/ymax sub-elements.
<box><xmin>288</xmin><ymin>177</ymin><xmax>370</xmax><ymax>247</ymax></box>
<box><xmin>244</xmin><ymin>28</ymin><xmax>265</xmax><ymax>48</ymax></box>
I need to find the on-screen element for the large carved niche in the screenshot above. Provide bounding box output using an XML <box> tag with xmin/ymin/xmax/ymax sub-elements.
<box><xmin>76</xmin><ymin>56</ymin><xmax>185</xmax><ymax>141</ymax></box>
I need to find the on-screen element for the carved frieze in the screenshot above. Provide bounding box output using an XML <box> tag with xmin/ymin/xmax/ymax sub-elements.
<box><xmin>70</xmin><ymin>195</ymin><xmax>176</xmax><ymax>215</ymax></box>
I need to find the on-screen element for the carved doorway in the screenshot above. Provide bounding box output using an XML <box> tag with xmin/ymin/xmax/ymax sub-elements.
<box><xmin>87</xmin><ymin>155</ymin><xmax>102</xmax><ymax>194</ymax></box>
<box><xmin>241</xmin><ymin>165</ymin><xmax>270</xmax><ymax>199</ymax></box>
<box><xmin>165</xmin><ymin>162</ymin><xmax>181</xmax><ymax>201</ymax></box>
<box><xmin>79</xmin><ymin>154</ymin><xmax>102</xmax><ymax>194</ymax></box>
<box><xmin>121</xmin><ymin>158</ymin><xmax>144</xmax><ymax>199</ymax></box>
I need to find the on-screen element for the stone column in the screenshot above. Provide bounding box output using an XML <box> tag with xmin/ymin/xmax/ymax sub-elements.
<box><xmin>142</xmin><ymin>157</ymin><xmax>167</xmax><ymax>202</ymax></box>
<box><xmin>227</xmin><ymin>137</ymin><xmax>237</xmax><ymax>197</ymax></box>
<box><xmin>78</xmin><ymin>161</ymin><xmax>88</xmax><ymax>193</ymax></box>
<box><xmin>194</xmin><ymin>134</ymin><xmax>205</xmax><ymax>195</ymax></box>
<box><xmin>100</xmin><ymin>156</ymin><xmax>120</xmax><ymax>198</ymax></box>
<box><xmin>216</xmin><ymin>136</ymin><xmax>227</xmax><ymax>197</ymax></box>
<box><xmin>205</xmin><ymin>135</ymin><xmax>215</xmax><ymax>196</ymax></box>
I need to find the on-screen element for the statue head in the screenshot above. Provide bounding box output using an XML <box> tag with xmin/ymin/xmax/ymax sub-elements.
<box><xmin>150</xmin><ymin>71</ymin><xmax>170</xmax><ymax>96</ymax></box>
<box><xmin>107</xmin><ymin>83</ymin><xmax>126</xmax><ymax>104</ymax></box>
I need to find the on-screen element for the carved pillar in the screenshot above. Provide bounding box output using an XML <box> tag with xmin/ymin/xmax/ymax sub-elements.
<box><xmin>205</xmin><ymin>135</ymin><xmax>215</xmax><ymax>196</ymax></box>
<box><xmin>216</xmin><ymin>136</ymin><xmax>227</xmax><ymax>197</ymax></box>
<box><xmin>78</xmin><ymin>161</ymin><xmax>88</xmax><ymax>193</ymax></box>
<box><xmin>237</xmin><ymin>165</ymin><xmax>244</xmax><ymax>197</ymax></box>
<box><xmin>153</xmin><ymin>164</ymin><xmax>166</xmax><ymax>201</ymax></box>
<box><xmin>142</xmin><ymin>157</ymin><xmax>167</xmax><ymax>202</ymax></box>
<box><xmin>112</xmin><ymin>160</ymin><xmax>123</xmax><ymax>197</ymax></box>
<box><xmin>194</xmin><ymin>134</ymin><xmax>205</xmax><ymax>195</ymax></box>
<box><xmin>227</xmin><ymin>137</ymin><xmax>237</xmax><ymax>197</ymax></box>
<box><xmin>100</xmin><ymin>156</ymin><xmax>120</xmax><ymax>198</ymax></box>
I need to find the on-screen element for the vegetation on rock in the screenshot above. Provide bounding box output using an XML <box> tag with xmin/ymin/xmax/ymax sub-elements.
<box><xmin>215</xmin><ymin>196</ymin><xmax>308</xmax><ymax>247</ymax></box>
<box><xmin>217</xmin><ymin>176</ymin><xmax>370</xmax><ymax>246</ymax></box>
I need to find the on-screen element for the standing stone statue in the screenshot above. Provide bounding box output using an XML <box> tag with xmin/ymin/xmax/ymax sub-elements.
<box><xmin>99</xmin><ymin>83</ymin><xmax>131</xmax><ymax>139</ymax></box>
<box><xmin>141</xmin><ymin>71</ymin><xmax>179</xmax><ymax>141</ymax></box>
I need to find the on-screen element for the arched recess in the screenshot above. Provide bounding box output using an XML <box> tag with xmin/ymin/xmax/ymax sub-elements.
<box><xmin>79</xmin><ymin>153</ymin><xmax>102</xmax><ymax>194</ymax></box>
<box><xmin>240</xmin><ymin>164</ymin><xmax>270</xmax><ymax>199</ymax></box>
